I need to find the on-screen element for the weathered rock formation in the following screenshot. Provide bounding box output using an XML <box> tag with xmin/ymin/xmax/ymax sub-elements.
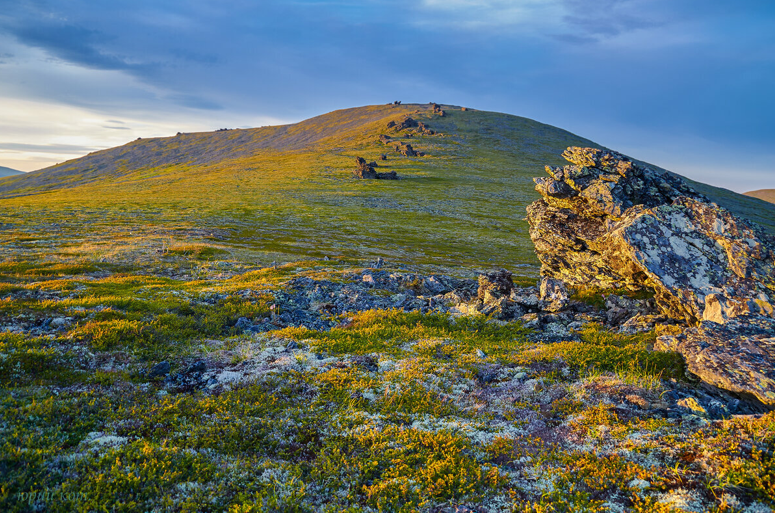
<box><xmin>430</xmin><ymin>103</ymin><xmax>445</xmax><ymax>117</ymax></box>
<box><xmin>526</xmin><ymin>147</ymin><xmax>775</xmax><ymax>325</ymax></box>
<box><xmin>398</xmin><ymin>143</ymin><xmax>423</xmax><ymax>157</ymax></box>
<box><xmin>527</xmin><ymin>146</ymin><xmax>775</xmax><ymax>406</ymax></box>
<box><xmin>353</xmin><ymin>157</ymin><xmax>398</xmax><ymax>180</ymax></box>
<box><xmin>387</xmin><ymin>117</ymin><xmax>418</xmax><ymax>131</ymax></box>
<box><xmin>417</xmin><ymin>122</ymin><xmax>436</xmax><ymax>135</ymax></box>
<box><xmin>656</xmin><ymin>316</ymin><xmax>775</xmax><ymax>407</ymax></box>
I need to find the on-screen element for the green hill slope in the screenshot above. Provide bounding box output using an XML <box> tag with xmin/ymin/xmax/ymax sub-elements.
<box><xmin>0</xmin><ymin>103</ymin><xmax>772</xmax><ymax>274</ymax></box>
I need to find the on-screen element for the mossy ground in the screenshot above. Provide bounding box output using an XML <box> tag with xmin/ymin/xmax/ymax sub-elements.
<box><xmin>1</xmin><ymin>254</ymin><xmax>773</xmax><ymax>512</ymax></box>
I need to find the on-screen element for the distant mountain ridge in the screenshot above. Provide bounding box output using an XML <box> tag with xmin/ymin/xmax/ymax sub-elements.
<box><xmin>0</xmin><ymin>165</ymin><xmax>23</xmax><ymax>177</ymax></box>
<box><xmin>745</xmin><ymin>189</ymin><xmax>775</xmax><ymax>205</ymax></box>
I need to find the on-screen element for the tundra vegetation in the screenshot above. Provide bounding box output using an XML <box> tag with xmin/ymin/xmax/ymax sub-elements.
<box><xmin>1</xmin><ymin>104</ymin><xmax>774</xmax><ymax>512</ymax></box>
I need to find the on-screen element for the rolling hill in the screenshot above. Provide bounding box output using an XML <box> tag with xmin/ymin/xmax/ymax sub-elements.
<box><xmin>0</xmin><ymin>103</ymin><xmax>773</xmax><ymax>274</ymax></box>
<box><xmin>745</xmin><ymin>189</ymin><xmax>775</xmax><ymax>205</ymax></box>
<box><xmin>0</xmin><ymin>165</ymin><xmax>23</xmax><ymax>177</ymax></box>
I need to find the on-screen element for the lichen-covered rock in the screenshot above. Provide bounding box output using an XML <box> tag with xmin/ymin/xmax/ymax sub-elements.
<box><xmin>655</xmin><ymin>316</ymin><xmax>775</xmax><ymax>407</ymax></box>
<box><xmin>539</xmin><ymin>277</ymin><xmax>569</xmax><ymax>312</ymax></box>
<box><xmin>527</xmin><ymin>147</ymin><xmax>775</xmax><ymax>325</ymax></box>
<box><xmin>477</xmin><ymin>269</ymin><xmax>514</xmax><ymax>302</ymax></box>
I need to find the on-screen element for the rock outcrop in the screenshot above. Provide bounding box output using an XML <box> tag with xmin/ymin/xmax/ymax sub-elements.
<box><xmin>387</xmin><ymin>117</ymin><xmax>418</xmax><ymax>131</ymax></box>
<box><xmin>526</xmin><ymin>147</ymin><xmax>775</xmax><ymax>325</ymax></box>
<box><xmin>527</xmin><ymin>146</ymin><xmax>775</xmax><ymax>407</ymax></box>
<box><xmin>656</xmin><ymin>316</ymin><xmax>775</xmax><ymax>407</ymax></box>
<box><xmin>353</xmin><ymin>157</ymin><xmax>398</xmax><ymax>180</ymax></box>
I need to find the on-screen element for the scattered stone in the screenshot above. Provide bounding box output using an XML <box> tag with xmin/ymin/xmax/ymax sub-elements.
<box><xmin>353</xmin><ymin>157</ymin><xmax>377</xmax><ymax>179</ymax></box>
<box><xmin>676</xmin><ymin>397</ymin><xmax>707</xmax><ymax>416</ymax></box>
<box><xmin>186</xmin><ymin>360</ymin><xmax>207</xmax><ymax>374</ymax></box>
<box><xmin>477</xmin><ymin>269</ymin><xmax>513</xmax><ymax>301</ymax></box>
<box><xmin>389</xmin><ymin>117</ymin><xmax>418</xmax><ymax>131</ymax></box>
<box><xmin>399</xmin><ymin>143</ymin><xmax>418</xmax><ymax>157</ymax></box>
<box><xmin>49</xmin><ymin>317</ymin><xmax>68</xmax><ymax>328</ymax></box>
<box><xmin>353</xmin><ymin>157</ymin><xmax>398</xmax><ymax>180</ymax></box>
<box><xmin>539</xmin><ymin>277</ymin><xmax>569</xmax><ymax>312</ymax></box>
<box><xmin>149</xmin><ymin>361</ymin><xmax>170</xmax><ymax>378</ymax></box>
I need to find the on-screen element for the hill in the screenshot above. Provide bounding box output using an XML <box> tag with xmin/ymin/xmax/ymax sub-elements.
<box><xmin>1</xmin><ymin>103</ymin><xmax>772</xmax><ymax>276</ymax></box>
<box><xmin>0</xmin><ymin>165</ymin><xmax>23</xmax><ymax>177</ymax></box>
<box><xmin>2</xmin><ymin>104</ymin><xmax>774</xmax><ymax>513</ymax></box>
<box><xmin>745</xmin><ymin>188</ymin><xmax>775</xmax><ymax>205</ymax></box>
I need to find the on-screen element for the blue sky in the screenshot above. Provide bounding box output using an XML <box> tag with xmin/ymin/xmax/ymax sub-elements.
<box><xmin>0</xmin><ymin>0</ymin><xmax>773</xmax><ymax>192</ymax></box>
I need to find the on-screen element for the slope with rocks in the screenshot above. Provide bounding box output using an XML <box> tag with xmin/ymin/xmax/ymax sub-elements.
<box><xmin>1</xmin><ymin>104</ymin><xmax>773</xmax><ymax>276</ymax></box>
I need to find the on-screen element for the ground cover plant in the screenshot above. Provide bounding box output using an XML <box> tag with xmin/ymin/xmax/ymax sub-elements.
<box><xmin>1</xmin><ymin>250</ymin><xmax>773</xmax><ymax>512</ymax></box>
<box><xmin>1</xmin><ymin>104</ymin><xmax>774</xmax><ymax>512</ymax></box>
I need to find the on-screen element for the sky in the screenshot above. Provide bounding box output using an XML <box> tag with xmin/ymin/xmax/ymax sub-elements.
<box><xmin>0</xmin><ymin>0</ymin><xmax>773</xmax><ymax>192</ymax></box>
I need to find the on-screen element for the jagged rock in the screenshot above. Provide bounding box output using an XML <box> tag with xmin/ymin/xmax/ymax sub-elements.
<box><xmin>539</xmin><ymin>277</ymin><xmax>569</xmax><ymax>312</ymax></box>
<box><xmin>149</xmin><ymin>361</ymin><xmax>170</xmax><ymax>378</ymax></box>
<box><xmin>527</xmin><ymin>147</ymin><xmax>775</xmax><ymax>325</ymax></box>
<box><xmin>511</xmin><ymin>287</ymin><xmax>541</xmax><ymax>311</ymax></box>
<box><xmin>388</xmin><ymin>117</ymin><xmax>418</xmax><ymax>131</ymax></box>
<box><xmin>399</xmin><ymin>143</ymin><xmax>418</xmax><ymax>157</ymax></box>
<box><xmin>604</xmin><ymin>294</ymin><xmax>658</xmax><ymax>326</ymax></box>
<box><xmin>353</xmin><ymin>157</ymin><xmax>377</xmax><ymax>179</ymax></box>
<box><xmin>353</xmin><ymin>157</ymin><xmax>398</xmax><ymax>180</ymax></box>
<box><xmin>618</xmin><ymin>313</ymin><xmax>671</xmax><ymax>334</ymax></box>
<box><xmin>655</xmin><ymin>316</ymin><xmax>775</xmax><ymax>407</ymax></box>
<box><xmin>478</xmin><ymin>269</ymin><xmax>513</xmax><ymax>301</ymax></box>
<box><xmin>417</xmin><ymin>122</ymin><xmax>436</xmax><ymax>135</ymax></box>
<box><xmin>378</xmin><ymin>134</ymin><xmax>391</xmax><ymax>144</ymax></box>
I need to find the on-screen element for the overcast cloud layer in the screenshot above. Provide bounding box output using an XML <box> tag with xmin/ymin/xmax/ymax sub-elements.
<box><xmin>0</xmin><ymin>0</ymin><xmax>773</xmax><ymax>191</ymax></box>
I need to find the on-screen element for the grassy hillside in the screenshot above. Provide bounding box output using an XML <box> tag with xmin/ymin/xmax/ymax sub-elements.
<box><xmin>0</xmin><ymin>103</ymin><xmax>773</xmax><ymax>278</ymax></box>
<box><xmin>745</xmin><ymin>189</ymin><xmax>775</xmax><ymax>205</ymax></box>
<box><xmin>0</xmin><ymin>104</ymin><xmax>599</xmax><ymax>275</ymax></box>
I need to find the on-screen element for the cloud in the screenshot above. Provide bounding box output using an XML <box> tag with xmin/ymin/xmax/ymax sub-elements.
<box><xmin>7</xmin><ymin>20</ymin><xmax>144</xmax><ymax>72</ymax></box>
<box><xmin>0</xmin><ymin>142</ymin><xmax>99</xmax><ymax>153</ymax></box>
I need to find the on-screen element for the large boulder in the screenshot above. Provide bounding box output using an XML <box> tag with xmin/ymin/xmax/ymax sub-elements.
<box><xmin>655</xmin><ymin>316</ymin><xmax>775</xmax><ymax>407</ymax></box>
<box><xmin>526</xmin><ymin>147</ymin><xmax>775</xmax><ymax>325</ymax></box>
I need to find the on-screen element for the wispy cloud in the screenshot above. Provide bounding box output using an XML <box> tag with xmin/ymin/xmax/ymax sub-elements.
<box><xmin>0</xmin><ymin>142</ymin><xmax>99</xmax><ymax>153</ymax></box>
